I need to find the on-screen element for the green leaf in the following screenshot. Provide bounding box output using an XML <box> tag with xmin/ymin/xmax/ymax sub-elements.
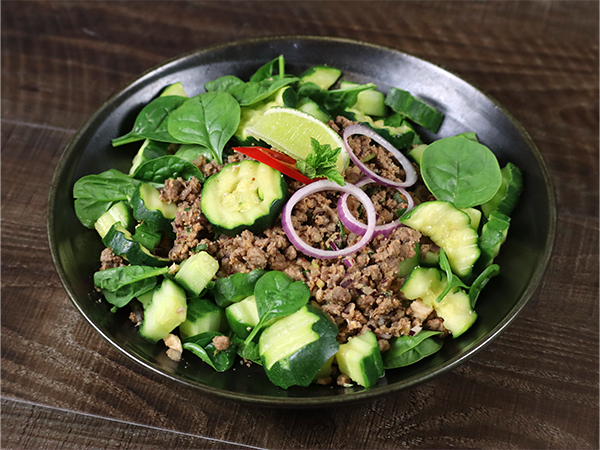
<box><xmin>384</xmin><ymin>87</ymin><xmax>445</xmax><ymax>133</ymax></box>
<box><xmin>382</xmin><ymin>331</ymin><xmax>443</xmax><ymax>369</ymax></box>
<box><xmin>299</xmin><ymin>82</ymin><xmax>377</xmax><ymax>116</ymax></box>
<box><xmin>434</xmin><ymin>248</ymin><xmax>468</xmax><ymax>303</ymax></box>
<box><xmin>183</xmin><ymin>331</ymin><xmax>236</xmax><ymax>372</ymax></box>
<box><xmin>469</xmin><ymin>264</ymin><xmax>500</xmax><ymax>308</ymax></box>
<box><xmin>167</xmin><ymin>92</ymin><xmax>240</xmax><ymax>164</ymax></box>
<box><xmin>295</xmin><ymin>138</ymin><xmax>345</xmax><ymax>186</ymax></box>
<box><xmin>73</xmin><ymin>169</ymin><xmax>139</xmax><ymax>228</ymax></box>
<box><xmin>211</xmin><ymin>269</ymin><xmax>268</xmax><ymax>308</ymax></box>
<box><xmin>112</xmin><ymin>96</ymin><xmax>188</xmax><ymax>146</ymax></box>
<box><xmin>132</xmin><ymin>155</ymin><xmax>205</xmax><ymax>184</ymax></box>
<box><xmin>174</xmin><ymin>144</ymin><xmax>215</xmax><ymax>163</ymax></box>
<box><xmin>205</xmin><ymin>75</ymin><xmax>244</xmax><ymax>93</ymax></box>
<box><xmin>102</xmin><ymin>277</ymin><xmax>157</xmax><ymax>309</ymax></box>
<box><xmin>228</xmin><ymin>77</ymin><xmax>299</xmax><ymax>107</ymax></box>
<box><xmin>249</xmin><ymin>55</ymin><xmax>285</xmax><ymax>82</ymax></box>
<box><xmin>94</xmin><ymin>265</ymin><xmax>169</xmax><ymax>292</ymax></box>
<box><xmin>421</xmin><ymin>136</ymin><xmax>502</xmax><ymax>208</ymax></box>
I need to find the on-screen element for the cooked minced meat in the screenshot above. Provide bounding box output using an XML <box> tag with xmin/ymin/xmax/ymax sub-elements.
<box><xmin>99</xmin><ymin>247</ymin><xmax>125</xmax><ymax>271</ymax></box>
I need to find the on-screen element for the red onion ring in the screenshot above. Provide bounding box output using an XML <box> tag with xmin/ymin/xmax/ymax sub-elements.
<box><xmin>281</xmin><ymin>180</ymin><xmax>376</xmax><ymax>259</ymax></box>
<box><xmin>342</xmin><ymin>124</ymin><xmax>418</xmax><ymax>188</ymax></box>
<box><xmin>337</xmin><ymin>178</ymin><xmax>415</xmax><ymax>237</ymax></box>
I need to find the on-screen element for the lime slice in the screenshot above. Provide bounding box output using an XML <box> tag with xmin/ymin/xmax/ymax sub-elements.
<box><xmin>246</xmin><ymin>107</ymin><xmax>349</xmax><ymax>173</ymax></box>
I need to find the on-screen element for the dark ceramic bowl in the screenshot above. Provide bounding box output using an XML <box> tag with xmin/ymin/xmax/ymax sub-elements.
<box><xmin>48</xmin><ymin>36</ymin><xmax>556</xmax><ymax>407</ymax></box>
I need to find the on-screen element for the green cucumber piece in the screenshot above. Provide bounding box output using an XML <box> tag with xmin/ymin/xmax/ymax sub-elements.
<box><xmin>407</xmin><ymin>144</ymin><xmax>427</xmax><ymax>165</ymax></box>
<box><xmin>401</xmin><ymin>267</ymin><xmax>477</xmax><ymax>337</ymax></box>
<box><xmin>130</xmin><ymin>183</ymin><xmax>177</xmax><ymax>234</ymax></box>
<box><xmin>421</xmin><ymin>248</ymin><xmax>440</xmax><ymax>266</ymax></box>
<box><xmin>460</xmin><ymin>207</ymin><xmax>482</xmax><ymax>232</ymax></box>
<box><xmin>179</xmin><ymin>297</ymin><xmax>226</xmax><ymax>340</ymax></box>
<box><xmin>174</xmin><ymin>251</ymin><xmax>219</xmax><ymax>297</ymax></box>
<box><xmin>226</xmin><ymin>295</ymin><xmax>259</xmax><ymax>339</ymax></box>
<box><xmin>259</xmin><ymin>304</ymin><xmax>339</xmax><ymax>389</ymax></box>
<box><xmin>385</xmin><ymin>87</ymin><xmax>444</xmax><ymax>133</ymax></box>
<box><xmin>161</xmin><ymin>81</ymin><xmax>187</xmax><ymax>97</ymax></box>
<box><xmin>345</xmin><ymin>108</ymin><xmax>416</xmax><ymax>151</ymax></box>
<box><xmin>201</xmin><ymin>160</ymin><xmax>288</xmax><ymax>237</ymax></box>
<box><xmin>481</xmin><ymin>162</ymin><xmax>523</xmax><ymax>218</ymax></box>
<box><xmin>131</xmin><ymin>222</ymin><xmax>162</xmax><ymax>251</ymax></box>
<box><xmin>336</xmin><ymin>330</ymin><xmax>384</xmax><ymax>388</ymax></box>
<box><xmin>102</xmin><ymin>223</ymin><xmax>171</xmax><ymax>267</ymax></box>
<box><xmin>340</xmin><ymin>81</ymin><xmax>387</xmax><ymax>117</ymax></box>
<box><xmin>400</xmin><ymin>201</ymin><xmax>480</xmax><ymax>277</ymax></box>
<box><xmin>297</xmin><ymin>97</ymin><xmax>330</xmax><ymax>123</ymax></box>
<box><xmin>94</xmin><ymin>201</ymin><xmax>133</xmax><ymax>239</ymax></box>
<box><xmin>299</xmin><ymin>65</ymin><xmax>341</xmax><ymax>90</ymax></box>
<box><xmin>313</xmin><ymin>356</ymin><xmax>335</xmax><ymax>382</ymax></box>
<box><xmin>477</xmin><ymin>211</ymin><xmax>510</xmax><ymax>269</ymax></box>
<box><xmin>397</xmin><ymin>243</ymin><xmax>421</xmax><ymax>278</ymax></box>
<box><xmin>137</xmin><ymin>290</ymin><xmax>153</xmax><ymax>308</ymax></box>
<box><xmin>139</xmin><ymin>278</ymin><xmax>187</xmax><ymax>343</ymax></box>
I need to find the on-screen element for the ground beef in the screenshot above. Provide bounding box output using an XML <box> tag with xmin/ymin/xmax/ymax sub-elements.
<box><xmin>164</xmin><ymin>334</ymin><xmax>183</xmax><ymax>362</ymax></box>
<box><xmin>212</xmin><ymin>335</ymin><xmax>231</xmax><ymax>351</ymax></box>
<box><xmin>99</xmin><ymin>247</ymin><xmax>125</xmax><ymax>271</ymax></box>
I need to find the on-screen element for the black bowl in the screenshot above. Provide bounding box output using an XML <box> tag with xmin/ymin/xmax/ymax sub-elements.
<box><xmin>48</xmin><ymin>36</ymin><xmax>556</xmax><ymax>407</ymax></box>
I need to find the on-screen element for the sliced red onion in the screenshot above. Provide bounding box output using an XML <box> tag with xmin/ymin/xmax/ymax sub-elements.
<box><xmin>343</xmin><ymin>124</ymin><xmax>417</xmax><ymax>188</ymax></box>
<box><xmin>281</xmin><ymin>180</ymin><xmax>376</xmax><ymax>259</ymax></box>
<box><xmin>337</xmin><ymin>177</ymin><xmax>415</xmax><ymax>237</ymax></box>
<box><xmin>342</xmin><ymin>257</ymin><xmax>355</xmax><ymax>268</ymax></box>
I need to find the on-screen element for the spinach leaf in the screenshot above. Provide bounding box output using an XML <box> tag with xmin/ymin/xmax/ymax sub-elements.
<box><xmin>249</xmin><ymin>55</ymin><xmax>285</xmax><ymax>82</ymax></box>
<box><xmin>299</xmin><ymin>82</ymin><xmax>377</xmax><ymax>115</ymax></box>
<box><xmin>421</xmin><ymin>136</ymin><xmax>502</xmax><ymax>208</ymax></box>
<box><xmin>174</xmin><ymin>144</ymin><xmax>214</xmax><ymax>163</ymax></box>
<box><xmin>167</xmin><ymin>92</ymin><xmax>240</xmax><ymax>164</ymax></box>
<box><xmin>183</xmin><ymin>331</ymin><xmax>236</xmax><ymax>372</ymax></box>
<box><xmin>382</xmin><ymin>330</ymin><xmax>443</xmax><ymax>369</ymax></box>
<box><xmin>73</xmin><ymin>169</ymin><xmax>139</xmax><ymax>228</ymax></box>
<box><xmin>231</xmin><ymin>335</ymin><xmax>262</xmax><ymax>365</ymax></box>
<box><xmin>243</xmin><ymin>271</ymin><xmax>310</xmax><ymax>345</ymax></box>
<box><xmin>434</xmin><ymin>248</ymin><xmax>468</xmax><ymax>303</ymax></box>
<box><xmin>205</xmin><ymin>75</ymin><xmax>244</xmax><ymax>93</ymax></box>
<box><xmin>132</xmin><ymin>155</ymin><xmax>205</xmax><ymax>184</ymax></box>
<box><xmin>94</xmin><ymin>265</ymin><xmax>170</xmax><ymax>292</ymax></box>
<box><xmin>112</xmin><ymin>96</ymin><xmax>188</xmax><ymax>146</ymax></box>
<box><xmin>228</xmin><ymin>77</ymin><xmax>299</xmax><ymax>107</ymax></box>
<box><xmin>469</xmin><ymin>264</ymin><xmax>500</xmax><ymax>308</ymax></box>
<box><xmin>103</xmin><ymin>277</ymin><xmax>157</xmax><ymax>309</ymax></box>
<box><xmin>384</xmin><ymin>87</ymin><xmax>445</xmax><ymax>133</ymax></box>
<box><xmin>212</xmin><ymin>269</ymin><xmax>267</xmax><ymax>308</ymax></box>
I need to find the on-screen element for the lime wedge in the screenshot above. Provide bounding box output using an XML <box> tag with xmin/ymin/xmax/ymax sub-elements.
<box><xmin>246</xmin><ymin>107</ymin><xmax>349</xmax><ymax>173</ymax></box>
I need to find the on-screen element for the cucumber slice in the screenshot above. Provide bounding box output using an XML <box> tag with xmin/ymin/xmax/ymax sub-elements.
<box><xmin>397</xmin><ymin>243</ymin><xmax>421</xmax><ymax>278</ymax></box>
<box><xmin>137</xmin><ymin>290</ymin><xmax>153</xmax><ymax>308</ymax></box>
<box><xmin>226</xmin><ymin>295</ymin><xmax>260</xmax><ymax>339</ymax></box>
<box><xmin>132</xmin><ymin>222</ymin><xmax>162</xmax><ymax>251</ymax></box>
<box><xmin>201</xmin><ymin>160</ymin><xmax>288</xmax><ymax>237</ymax></box>
<box><xmin>179</xmin><ymin>297</ymin><xmax>226</xmax><ymax>340</ymax></box>
<box><xmin>102</xmin><ymin>223</ymin><xmax>171</xmax><ymax>267</ymax></box>
<box><xmin>400</xmin><ymin>201</ymin><xmax>480</xmax><ymax>277</ymax></box>
<box><xmin>259</xmin><ymin>305</ymin><xmax>339</xmax><ymax>389</ymax></box>
<box><xmin>94</xmin><ymin>201</ymin><xmax>133</xmax><ymax>239</ymax></box>
<box><xmin>297</xmin><ymin>97</ymin><xmax>330</xmax><ymax>123</ymax></box>
<box><xmin>174</xmin><ymin>251</ymin><xmax>219</xmax><ymax>297</ymax></box>
<box><xmin>477</xmin><ymin>211</ymin><xmax>511</xmax><ymax>269</ymax></box>
<box><xmin>345</xmin><ymin>109</ymin><xmax>416</xmax><ymax>151</ymax></box>
<box><xmin>130</xmin><ymin>183</ymin><xmax>177</xmax><ymax>234</ymax></box>
<box><xmin>481</xmin><ymin>162</ymin><xmax>523</xmax><ymax>218</ymax></box>
<box><xmin>299</xmin><ymin>65</ymin><xmax>341</xmax><ymax>90</ymax></box>
<box><xmin>139</xmin><ymin>278</ymin><xmax>187</xmax><ymax>343</ymax></box>
<box><xmin>401</xmin><ymin>267</ymin><xmax>477</xmax><ymax>337</ymax></box>
<box><xmin>460</xmin><ymin>207</ymin><xmax>482</xmax><ymax>232</ymax></box>
<box><xmin>336</xmin><ymin>330</ymin><xmax>384</xmax><ymax>388</ymax></box>
<box><xmin>385</xmin><ymin>87</ymin><xmax>445</xmax><ymax>133</ymax></box>
<box><xmin>407</xmin><ymin>144</ymin><xmax>427</xmax><ymax>165</ymax></box>
<box><xmin>340</xmin><ymin>81</ymin><xmax>387</xmax><ymax>117</ymax></box>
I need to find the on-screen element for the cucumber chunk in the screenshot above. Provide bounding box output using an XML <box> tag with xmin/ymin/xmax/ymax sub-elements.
<box><xmin>102</xmin><ymin>223</ymin><xmax>171</xmax><ymax>267</ymax></box>
<box><xmin>345</xmin><ymin>108</ymin><xmax>416</xmax><ymax>151</ymax></box>
<box><xmin>400</xmin><ymin>201</ymin><xmax>480</xmax><ymax>277</ymax></box>
<box><xmin>226</xmin><ymin>295</ymin><xmax>259</xmax><ymax>339</ymax></box>
<box><xmin>130</xmin><ymin>183</ymin><xmax>177</xmax><ymax>234</ymax></box>
<box><xmin>385</xmin><ymin>87</ymin><xmax>445</xmax><ymax>133</ymax></box>
<box><xmin>336</xmin><ymin>330</ymin><xmax>384</xmax><ymax>388</ymax></box>
<box><xmin>174</xmin><ymin>251</ymin><xmax>219</xmax><ymax>297</ymax></box>
<box><xmin>401</xmin><ymin>267</ymin><xmax>477</xmax><ymax>337</ymax></box>
<box><xmin>139</xmin><ymin>278</ymin><xmax>187</xmax><ymax>343</ymax></box>
<box><xmin>201</xmin><ymin>160</ymin><xmax>288</xmax><ymax>237</ymax></box>
<box><xmin>299</xmin><ymin>65</ymin><xmax>341</xmax><ymax>90</ymax></box>
<box><xmin>407</xmin><ymin>144</ymin><xmax>427</xmax><ymax>165</ymax></box>
<box><xmin>460</xmin><ymin>207</ymin><xmax>482</xmax><ymax>232</ymax></box>
<box><xmin>132</xmin><ymin>222</ymin><xmax>162</xmax><ymax>251</ymax></box>
<box><xmin>179</xmin><ymin>297</ymin><xmax>226</xmax><ymax>340</ymax></box>
<box><xmin>481</xmin><ymin>162</ymin><xmax>523</xmax><ymax>218</ymax></box>
<box><xmin>94</xmin><ymin>201</ymin><xmax>133</xmax><ymax>239</ymax></box>
<box><xmin>477</xmin><ymin>211</ymin><xmax>511</xmax><ymax>269</ymax></box>
<box><xmin>297</xmin><ymin>97</ymin><xmax>330</xmax><ymax>123</ymax></box>
<box><xmin>259</xmin><ymin>305</ymin><xmax>339</xmax><ymax>389</ymax></box>
<box><xmin>340</xmin><ymin>81</ymin><xmax>387</xmax><ymax>117</ymax></box>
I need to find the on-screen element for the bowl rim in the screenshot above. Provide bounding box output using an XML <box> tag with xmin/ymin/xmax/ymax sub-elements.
<box><xmin>47</xmin><ymin>35</ymin><xmax>557</xmax><ymax>407</ymax></box>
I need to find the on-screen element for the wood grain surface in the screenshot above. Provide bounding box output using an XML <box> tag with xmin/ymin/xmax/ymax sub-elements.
<box><xmin>2</xmin><ymin>1</ymin><xmax>598</xmax><ymax>449</ymax></box>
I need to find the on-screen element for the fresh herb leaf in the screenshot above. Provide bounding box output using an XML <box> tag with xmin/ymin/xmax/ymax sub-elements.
<box><xmin>243</xmin><ymin>271</ymin><xmax>310</xmax><ymax>345</ymax></box>
<box><xmin>73</xmin><ymin>169</ymin><xmax>139</xmax><ymax>228</ymax></box>
<box><xmin>434</xmin><ymin>248</ymin><xmax>468</xmax><ymax>303</ymax></box>
<box><xmin>167</xmin><ymin>92</ymin><xmax>240</xmax><ymax>164</ymax></box>
<box><xmin>420</xmin><ymin>136</ymin><xmax>502</xmax><ymax>208</ymax></box>
<box><xmin>382</xmin><ymin>330</ymin><xmax>443</xmax><ymax>369</ymax></box>
<box><xmin>112</xmin><ymin>96</ymin><xmax>188</xmax><ymax>147</ymax></box>
<box><xmin>296</xmin><ymin>138</ymin><xmax>345</xmax><ymax>186</ymax></box>
<box><xmin>183</xmin><ymin>331</ymin><xmax>236</xmax><ymax>372</ymax></box>
<box><xmin>132</xmin><ymin>155</ymin><xmax>205</xmax><ymax>184</ymax></box>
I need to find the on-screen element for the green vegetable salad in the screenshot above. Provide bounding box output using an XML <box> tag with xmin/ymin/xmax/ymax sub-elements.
<box><xmin>73</xmin><ymin>56</ymin><xmax>523</xmax><ymax>389</ymax></box>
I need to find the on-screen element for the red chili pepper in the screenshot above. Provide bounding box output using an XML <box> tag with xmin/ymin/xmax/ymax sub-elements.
<box><xmin>233</xmin><ymin>146</ymin><xmax>315</xmax><ymax>184</ymax></box>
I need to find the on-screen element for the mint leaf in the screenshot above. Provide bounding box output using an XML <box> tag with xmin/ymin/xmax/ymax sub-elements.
<box><xmin>295</xmin><ymin>138</ymin><xmax>345</xmax><ymax>186</ymax></box>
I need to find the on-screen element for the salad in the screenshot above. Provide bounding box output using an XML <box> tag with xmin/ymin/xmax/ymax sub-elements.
<box><xmin>73</xmin><ymin>55</ymin><xmax>523</xmax><ymax>389</ymax></box>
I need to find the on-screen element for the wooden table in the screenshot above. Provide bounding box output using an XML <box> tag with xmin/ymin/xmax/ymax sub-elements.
<box><xmin>2</xmin><ymin>2</ymin><xmax>598</xmax><ymax>448</ymax></box>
